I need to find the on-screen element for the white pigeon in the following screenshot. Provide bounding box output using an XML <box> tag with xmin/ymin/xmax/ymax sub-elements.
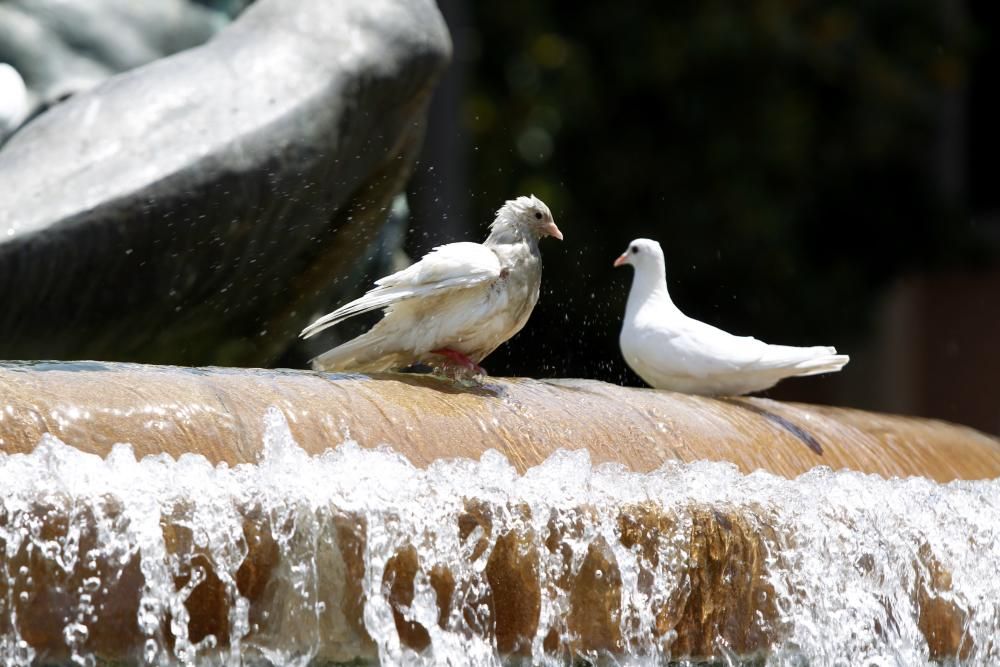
<box><xmin>614</xmin><ymin>238</ymin><xmax>849</xmax><ymax>395</ymax></box>
<box><xmin>301</xmin><ymin>195</ymin><xmax>562</xmax><ymax>374</ymax></box>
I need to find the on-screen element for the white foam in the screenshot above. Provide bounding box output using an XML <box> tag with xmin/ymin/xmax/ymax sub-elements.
<box><xmin>0</xmin><ymin>406</ymin><xmax>996</xmax><ymax>665</ymax></box>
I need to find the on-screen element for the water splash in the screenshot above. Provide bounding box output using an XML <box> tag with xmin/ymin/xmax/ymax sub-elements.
<box><xmin>0</xmin><ymin>406</ymin><xmax>997</xmax><ymax>665</ymax></box>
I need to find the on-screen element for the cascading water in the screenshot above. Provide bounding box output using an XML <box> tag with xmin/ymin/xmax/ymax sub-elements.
<box><xmin>0</xmin><ymin>406</ymin><xmax>998</xmax><ymax>666</ymax></box>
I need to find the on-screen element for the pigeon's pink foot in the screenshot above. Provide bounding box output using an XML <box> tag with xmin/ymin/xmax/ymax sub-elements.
<box><xmin>432</xmin><ymin>348</ymin><xmax>486</xmax><ymax>376</ymax></box>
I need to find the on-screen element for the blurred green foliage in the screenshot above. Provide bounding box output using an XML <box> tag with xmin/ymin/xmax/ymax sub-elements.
<box><xmin>459</xmin><ymin>0</ymin><xmax>976</xmax><ymax>382</ymax></box>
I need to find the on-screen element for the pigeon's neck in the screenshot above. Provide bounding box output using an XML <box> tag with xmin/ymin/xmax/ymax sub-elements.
<box><xmin>485</xmin><ymin>222</ymin><xmax>539</xmax><ymax>258</ymax></box>
<box><xmin>626</xmin><ymin>262</ymin><xmax>677</xmax><ymax>320</ymax></box>
<box><xmin>485</xmin><ymin>225</ymin><xmax>520</xmax><ymax>247</ymax></box>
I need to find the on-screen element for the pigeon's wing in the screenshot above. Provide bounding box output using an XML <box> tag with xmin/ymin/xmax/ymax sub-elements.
<box><xmin>301</xmin><ymin>242</ymin><xmax>501</xmax><ymax>339</ymax></box>
<box><xmin>373</xmin><ymin>242</ymin><xmax>501</xmax><ymax>291</ymax></box>
<box><xmin>659</xmin><ymin>317</ymin><xmax>773</xmax><ymax>375</ymax></box>
<box><xmin>672</xmin><ymin>317</ymin><xmax>838</xmax><ymax>374</ymax></box>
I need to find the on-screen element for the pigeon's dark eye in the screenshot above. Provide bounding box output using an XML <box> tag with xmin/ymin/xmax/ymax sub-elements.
<box><xmin>534</xmin><ymin>211</ymin><xmax>542</xmax><ymax>220</ymax></box>
<box><xmin>631</xmin><ymin>245</ymin><xmax>639</xmax><ymax>254</ymax></box>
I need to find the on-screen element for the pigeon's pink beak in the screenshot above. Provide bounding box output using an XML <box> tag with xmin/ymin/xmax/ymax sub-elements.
<box><xmin>613</xmin><ymin>253</ymin><xmax>629</xmax><ymax>268</ymax></box>
<box><xmin>543</xmin><ymin>221</ymin><xmax>563</xmax><ymax>241</ymax></box>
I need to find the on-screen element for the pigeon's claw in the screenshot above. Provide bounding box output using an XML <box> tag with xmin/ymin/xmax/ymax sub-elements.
<box><xmin>432</xmin><ymin>348</ymin><xmax>487</xmax><ymax>376</ymax></box>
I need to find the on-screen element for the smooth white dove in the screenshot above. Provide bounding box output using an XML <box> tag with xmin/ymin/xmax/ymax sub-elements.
<box><xmin>301</xmin><ymin>195</ymin><xmax>562</xmax><ymax>374</ymax></box>
<box><xmin>614</xmin><ymin>238</ymin><xmax>849</xmax><ymax>395</ymax></box>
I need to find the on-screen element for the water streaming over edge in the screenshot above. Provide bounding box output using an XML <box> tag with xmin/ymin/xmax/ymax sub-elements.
<box><xmin>0</xmin><ymin>406</ymin><xmax>998</xmax><ymax>666</ymax></box>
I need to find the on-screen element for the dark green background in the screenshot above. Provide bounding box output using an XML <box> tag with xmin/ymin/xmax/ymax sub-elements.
<box><xmin>408</xmin><ymin>1</ymin><xmax>999</xmax><ymax>417</ymax></box>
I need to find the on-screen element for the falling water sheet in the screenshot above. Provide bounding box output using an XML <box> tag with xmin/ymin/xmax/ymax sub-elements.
<box><xmin>0</xmin><ymin>407</ymin><xmax>998</xmax><ymax>666</ymax></box>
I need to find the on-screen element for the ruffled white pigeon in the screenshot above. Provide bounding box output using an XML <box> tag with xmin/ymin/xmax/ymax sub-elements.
<box><xmin>614</xmin><ymin>238</ymin><xmax>849</xmax><ymax>395</ymax></box>
<box><xmin>301</xmin><ymin>195</ymin><xmax>562</xmax><ymax>373</ymax></box>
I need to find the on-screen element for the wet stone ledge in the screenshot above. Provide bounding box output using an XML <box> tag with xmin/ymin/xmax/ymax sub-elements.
<box><xmin>0</xmin><ymin>362</ymin><xmax>997</xmax><ymax>663</ymax></box>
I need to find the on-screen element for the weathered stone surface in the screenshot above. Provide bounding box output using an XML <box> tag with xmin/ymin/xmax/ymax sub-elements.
<box><xmin>486</xmin><ymin>524</ymin><xmax>541</xmax><ymax>654</ymax></box>
<box><xmin>617</xmin><ymin>504</ymin><xmax>778</xmax><ymax>656</ymax></box>
<box><xmin>0</xmin><ymin>0</ymin><xmax>450</xmax><ymax>366</ymax></box>
<box><xmin>0</xmin><ymin>363</ymin><xmax>996</xmax><ymax>481</ymax></box>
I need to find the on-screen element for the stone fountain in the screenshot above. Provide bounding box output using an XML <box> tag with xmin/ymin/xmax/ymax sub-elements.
<box><xmin>0</xmin><ymin>363</ymin><xmax>998</xmax><ymax>664</ymax></box>
<box><xmin>0</xmin><ymin>1</ymin><xmax>998</xmax><ymax>664</ymax></box>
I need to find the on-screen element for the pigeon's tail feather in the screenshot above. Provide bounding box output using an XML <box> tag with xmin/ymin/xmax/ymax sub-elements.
<box><xmin>311</xmin><ymin>333</ymin><xmax>377</xmax><ymax>371</ymax></box>
<box><xmin>310</xmin><ymin>332</ymin><xmax>412</xmax><ymax>373</ymax></box>
<box><xmin>757</xmin><ymin>344</ymin><xmax>849</xmax><ymax>376</ymax></box>
<box><xmin>300</xmin><ymin>288</ymin><xmax>414</xmax><ymax>339</ymax></box>
<box><xmin>788</xmin><ymin>348</ymin><xmax>850</xmax><ymax>377</ymax></box>
<box><xmin>792</xmin><ymin>354</ymin><xmax>851</xmax><ymax>377</ymax></box>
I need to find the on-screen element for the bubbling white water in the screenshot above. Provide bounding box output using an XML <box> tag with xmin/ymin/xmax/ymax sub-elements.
<box><xmin>0</xmin><ymin>406</ymin><xmax>997</xmax><ymax>666</ymax></box>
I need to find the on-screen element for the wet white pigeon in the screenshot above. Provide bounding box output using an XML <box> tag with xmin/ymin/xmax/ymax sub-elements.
<box><xmin>301</xmin><ymin>195</ymin><xmax>562</xmax><ymax>374</ymax></box>
<box><xmin>614</xmin><ymin>238</ymin><xmax>849</xmax><ymax>395</ymax></box>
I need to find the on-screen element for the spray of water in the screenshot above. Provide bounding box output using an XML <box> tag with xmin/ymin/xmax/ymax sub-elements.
<box><xmin>0</xmin><ymin>407</ymin><xmax>997</xmax><ymax>665</ymax></box>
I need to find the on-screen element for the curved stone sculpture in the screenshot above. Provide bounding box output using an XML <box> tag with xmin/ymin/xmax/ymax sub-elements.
<box><xmin>0</xmin><ymin>0</ymin><xmax>450</xmax><ymax>366</ymax></box>
<box><xmin>0</xmin><ymin>363</ymin><xmax>997</xmax><ymax>664</ymax></box>
<box><xmin>0</xmin><ymin>0</ymin><xmax>233</xmax><ymax>110</ymax></box>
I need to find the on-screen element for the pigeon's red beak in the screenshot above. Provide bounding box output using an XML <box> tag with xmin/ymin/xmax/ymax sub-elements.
<box><xmin>613</xmin><ymin>253</ymin><xmax>629</xmax><ymax>268</ymax></box>
<box><xmin>543</xmin><ymin>221</ymin><xmax>563</xmax><ymax>241</ymax></box>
